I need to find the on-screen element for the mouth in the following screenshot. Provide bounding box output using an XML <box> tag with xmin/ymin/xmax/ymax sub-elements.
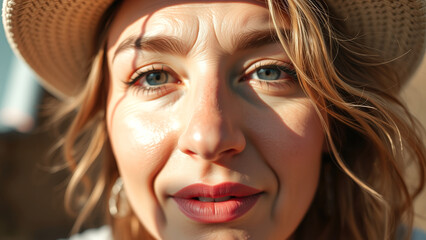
<box><xmin>172</xmin><ymin>182</ymin><xmax>263</xmax><ymax>223</ymax></box>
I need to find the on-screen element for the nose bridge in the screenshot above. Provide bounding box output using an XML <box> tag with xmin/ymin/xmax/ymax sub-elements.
<box><xmin>178</xmin><ymin>75</ymin><xmax>245</xmax><ymax>161</ymax></box>
<box><xmin>194</xmin><ymin>78</ymin><xmax>223</xmax><ymax>125</ymax></box>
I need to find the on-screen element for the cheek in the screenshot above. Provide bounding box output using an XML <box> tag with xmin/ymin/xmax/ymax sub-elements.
<box><xmin>106</xmin><ymin>91</ymin><xmax>177</xmax><ymax>176</ymax></box>
<box><xmin>249</xmin><ymin>100</ymin><xmax>324</xmax><ymax>173</ymax></box>
<box><xmin>251</xmin><ymin>101</ymin><xmax>323</xmax><ymax>225</ymax></box>
<box><xmin>106</xmin><ymin>97</ymin><xmax>176</xmax><ymax>234</ymax></box>
<box><xmin>276</xmin><ymin>103</ymin><xmax>323</xmax><ymax>195</ymax></box>
<box><xmin>108</xmin><ymin>104</ymin><xmax>172</xmax><ymax>177</ymax></box>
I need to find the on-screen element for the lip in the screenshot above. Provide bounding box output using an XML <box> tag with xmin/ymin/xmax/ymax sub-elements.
<box><xmin>172</xmin><ymin>182</ymin><xmax>262</xmax><ymax>223</ymax></box>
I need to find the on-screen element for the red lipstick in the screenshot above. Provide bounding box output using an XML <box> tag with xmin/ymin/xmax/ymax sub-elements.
<box><xmin>172</xmin><ymin>182</ymin><xmax>262</xmax><ymax>223</ymax></box>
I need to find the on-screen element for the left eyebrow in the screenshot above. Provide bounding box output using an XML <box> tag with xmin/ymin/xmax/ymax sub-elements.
<box><xmin>232</xmin><ymin>28</ymin><xmax>287</xmax><ymax>52</ymax></box>
<box><xmin>112</xmin><ymin>28</ymin><xmax>287</xmax><ymax>61</ymax></box>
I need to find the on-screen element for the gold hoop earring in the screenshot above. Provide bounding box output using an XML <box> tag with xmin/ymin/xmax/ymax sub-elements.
<box><xmin>109</xmin><ymin>177</ymin><xmax>130</xmax><ymax>217</ymax></box>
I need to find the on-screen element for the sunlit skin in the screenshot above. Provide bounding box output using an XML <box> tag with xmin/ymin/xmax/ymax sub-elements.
<box><xmin>106</xmin><ymin>0</ymin><xmax>325</xmax><ymax>239</ymax></box>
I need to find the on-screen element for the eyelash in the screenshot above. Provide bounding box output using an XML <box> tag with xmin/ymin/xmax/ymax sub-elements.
<box><xmin>125</xmin><ymin>61</ymin><xmax>298</xmax><ymax>96</ymax></box>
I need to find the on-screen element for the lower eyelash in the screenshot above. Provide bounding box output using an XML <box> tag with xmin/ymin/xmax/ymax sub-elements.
<box><xmin>251</xmin><ymin>79</ymin><xmax>297</xmax><ymax>91</ymax></box>
<box><xmin>129</xmin><ymin>85</ymin><xmax>168</xmax><ymax>96</ymax></box>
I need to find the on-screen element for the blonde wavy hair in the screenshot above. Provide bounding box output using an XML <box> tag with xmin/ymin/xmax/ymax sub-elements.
<box><xmin>53</xmin><ymin>0</ymin><xmax>426</xmax><ymax>239</ymax></box>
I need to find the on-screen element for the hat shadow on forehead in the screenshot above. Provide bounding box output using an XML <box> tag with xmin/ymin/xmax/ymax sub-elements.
<box><xmin>106</xmin><ymin>0</ymin><xmax>270</xmax><ymax>47</ymax></box>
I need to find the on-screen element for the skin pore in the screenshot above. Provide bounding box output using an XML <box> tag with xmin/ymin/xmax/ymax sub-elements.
<box><xmin>105</xmin><ymin>0</ymin><xmax>325</xmax><ymax>239</ymax></box>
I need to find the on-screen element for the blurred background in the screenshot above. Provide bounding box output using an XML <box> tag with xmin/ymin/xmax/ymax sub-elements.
<box><xmin>0</xmin><ymin>11</ymin><xmax>76</xmax><ymax>238</ymax></box>
<box><xmin>0</xmin><ymin>2</ymin><xmax>425</xmax><ymax>239</ymax></box>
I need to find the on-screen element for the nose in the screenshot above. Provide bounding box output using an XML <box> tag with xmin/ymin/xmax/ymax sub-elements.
<box><xmin>177</xmin><ymin>83</ymin><xmax>246</xmax><ymax>161</ymax></box>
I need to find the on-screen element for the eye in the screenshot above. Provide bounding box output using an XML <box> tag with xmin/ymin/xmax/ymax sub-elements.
<box><xmin>145</xmin><ymin>71</ymin><xmax>169</xmax><ymax>85</ymax></box>
<box><xmin>252</xmin><ymin>67</ymin><xmax>282</xmax><ymax>80</ymax></box>
<box><xmin>125</xmin><ymin>65</ymin><xmax>181</xmax><ymax>98</ymax></box>
<box><xmin>245</xmin><ymin>62</ymin><xmax>298</xmax><ymax>83</ymax></box>
<box><xmin>242</xmin><ymin>61</ymin><xmax>299</xmax><ymax>94</ymax></box>
<box><xmin>129</xmin><ymin>68</ymin><xmax>178</xmax><ymax>87</ymax></box>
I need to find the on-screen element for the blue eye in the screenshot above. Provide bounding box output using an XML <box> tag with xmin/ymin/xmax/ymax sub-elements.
<box><xmin>248</xmin><ymin>64</ymin><xmax>298</xmax><ymax>82</ymax></box>
<box><xmin>145</xmin><ymin>71</ymin><xmax>169</xmax><ymax>85</ymax></box>
<box><xmin>254</xmin><ymin>67</ymin><xmax>281</xmax><ymax>80</ymax></box>
<box><xmin>243</xmin><ymin>62</ymin><xmax>299</xmax><ymax>94</ymax></box>
<box><xmin>126</xmin><ymin>66</ymin><xmax>181</xmax><ymax>98</ymax></box>
<box><xmin>129</xmin><ymin>68</ymin><xmax>178</xmax><ymax>87</ymax></box>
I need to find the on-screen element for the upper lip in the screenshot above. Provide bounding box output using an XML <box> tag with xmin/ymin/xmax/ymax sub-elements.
<box><xmin>173</xmin><ymin>182</ymin><xmax>262</xmax><ymax>199</ymax></box>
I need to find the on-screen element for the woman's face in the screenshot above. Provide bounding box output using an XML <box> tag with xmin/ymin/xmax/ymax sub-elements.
<box><xmin>106</xmin><ymin>0</ymin><xmax>324</xmax><ymax>239</ymax></box>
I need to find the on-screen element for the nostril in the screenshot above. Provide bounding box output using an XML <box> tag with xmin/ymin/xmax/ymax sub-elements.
<box><xmin>181</xmin><ymin>148</ymin><xmax>196</xmax><ymax>156</ymax></box>
<box><xmin>221</xmin><ymin>149</ymin><xmax>238</xmax><ymax>157</ymax></box>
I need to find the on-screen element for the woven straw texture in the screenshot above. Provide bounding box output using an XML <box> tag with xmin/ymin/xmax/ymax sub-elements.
<box><xmin>2</xmin><ymin>0</ymin><xmax>114</xmax><ymax>97</ymax></box>
<box><xmin>2</xmin><ymin>0</ymin><xmax>426</xmax><ymax>98</ymax></box>
<box><xmin>328</xmin><ymin>0</ymin><xmax>426</xmax><ymax>84</ymax></box>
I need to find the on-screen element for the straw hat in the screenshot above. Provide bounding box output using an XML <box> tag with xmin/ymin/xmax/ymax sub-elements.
<box><xmin>2</xmin><ymin>0</ymin><xmax>425</xmax><ymax>98</ymax></box>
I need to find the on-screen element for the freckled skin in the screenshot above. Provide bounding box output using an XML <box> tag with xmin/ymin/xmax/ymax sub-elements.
<box><xmin>106</xmin><ymin>0</ymin><xmax>324</xmax><ymax>239</ymax></box>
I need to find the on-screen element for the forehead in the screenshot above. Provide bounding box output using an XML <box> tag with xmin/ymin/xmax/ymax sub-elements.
<box><xmin>107</xmin><ymin>0</ymin><xmax>272</xmax><ymax>49</ymax></box>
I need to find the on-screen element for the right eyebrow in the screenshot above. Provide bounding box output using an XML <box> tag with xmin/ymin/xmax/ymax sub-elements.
<box><xmin>113</xmin><ymin>35</ymin><xmax>191</xmax><ymax>62</ymax></box>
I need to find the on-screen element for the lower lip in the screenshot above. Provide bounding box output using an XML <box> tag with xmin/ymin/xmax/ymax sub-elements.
<box><xmin>173</xmin><ymin>194</ymin><xmax>261</xmax><ymax>223</ymax></box>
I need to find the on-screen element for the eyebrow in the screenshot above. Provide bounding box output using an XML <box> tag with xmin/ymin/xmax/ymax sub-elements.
<box><xmin>232</xmin><ymin>29</ymin><xmax>285</xmax><ymax>52</ymax></box>
<box><xmin>112</xmin><ymin>29</ymin><xmax>287</xmax><ymax>61</ymax></box>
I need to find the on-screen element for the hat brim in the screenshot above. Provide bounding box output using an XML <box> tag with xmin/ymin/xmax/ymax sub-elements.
<box><xmin>2</xmin><ymin>0</ymin><xmax>115</xmax><ymax>98</ymax></box>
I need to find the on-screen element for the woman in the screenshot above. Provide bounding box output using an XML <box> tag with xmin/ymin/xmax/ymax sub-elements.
<box><xmin>3</xmin><ymin>0</ymin><xmax>426</xmax><ymax>239</ymax></box>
